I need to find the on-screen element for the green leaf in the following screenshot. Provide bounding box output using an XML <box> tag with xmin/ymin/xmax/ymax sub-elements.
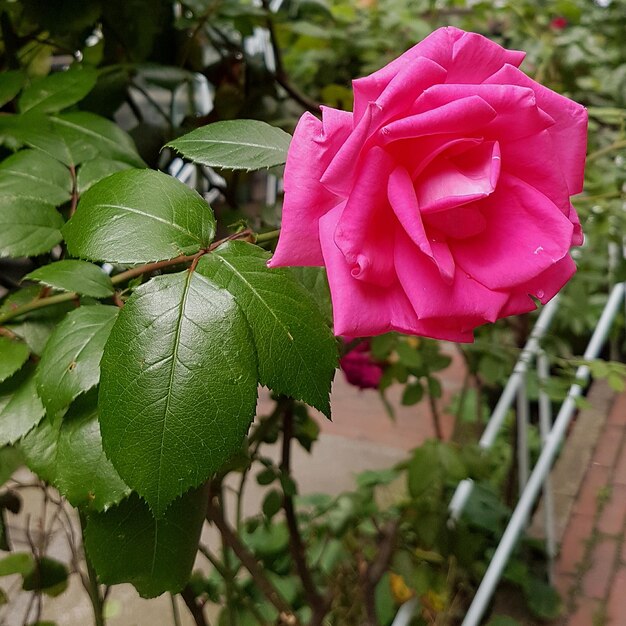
<box><xmin>262</xmin><ymin>489</ymin><xmax>283</xmax><ymax>520</ymax></box>
<box><xmin>63</xmin><ymin>169</ymin><xmax>215</xmax><ymax>263</ymax></box>
<box><xmin>0</xmin><ymin>149</ymin><xmax>71</xmax><ymax>206</ymax></box>
<box><xmin>166</xmin><ymin>120</ymin><xmax>291</xmax><ymax>171</ymax></box>
<box><xmin>0</xmin><ymin>553</ymin><xmax>34</xmax><ymax>576</ymax></box>
<box><xmin>197</xmin><ymin>242</ymin><xmax>337</xmax><ymax>416</ymax></box>
<box><xmin>25</xmin><ymin>260</ymin><xmax>114</xmax><ymax>298</ymax></box>
<box><xmin>19</xmin><ymin>66</ymin><xmax>98</xmax><ymax>114</ymax></box>
<box><xmin>0</xmin><ymin>364</ymin><xmax>45</xmax><ymax>447</ymax></box>
<box><xmin>0</xmin><ymin>447</ymin><xmax>24</xmax><ymax>486</ymax></box>
<box><xmin>99</xmin><ymin>270</ymin><xmax>258</xmax><ymax>515</ymax></box>
<box><xmin>20</xmin><ymin>392</ymin><xmax>129</xmax><ymax>511</ymax></box>
<box><xmin>0</xmin><ymin>337</ymin><xmax>30</xmax><ymax>383</ymax></box>
<box><xmin>22</xmin><ymin>557</ymin><xmax>68</xmax><ymax>596</ymax></box>
<box><xmin>84</xmin><ymin>487</ymin><xmax>208</xmax><ymax>597</ymax></box>
<box><xmin>36</xmin><ymin>305</ymin><xmax>118</xmax><ymax>415</ymax></box>
<box><xmin>12</xmin><ymin>112</ymin><xmax>145</xmax><ymax>167</ymax></box>
<box><xmin>0</xmin><ymin>196</ymin><xmax>63</xmax><ymax>258</ymax></box>
<box><xmin>77</xmin><ymin>157</ymin><xmax>134</xmax><ymax>194</ymax></box>
<box><xmin>525</xmin><ymin>578</ymin><xmax>562</xmax><ymax>620</ymax></box>
<box><xmin>0</xmin><ymin>71</ymin><xmax>26</xmax><ymax>107</ymax></box>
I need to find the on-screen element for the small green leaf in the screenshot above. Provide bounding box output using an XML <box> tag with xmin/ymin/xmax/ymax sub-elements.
<box><xmin>0</xmin><ymin>552</ymin><xmax>34</xmax><ymax>576</ymax></box>
<box><xmin>0</xmin><ymin>71</ymin><xmax>25</xmax><ymax>107</ymax></box>
<box><xmin>0</xmin><ymin>337</ymin><xmax>30</xmax><ymax>383</ymax></box>
<box><xmin>36</xmin><ymin>305</ymin><xmax>119</xmax><ymax>415</ymax></box>
<box><xmin>0</xmin><ymin>150</ymin><xmax>72</xmax><ymax>205</ymax></box>
<box><xmin>25</xmin><ymin>260</ymin><xmax>114</xmax><ymax>298</ymax></box>
<box><xmin>198</xmin><ymin>242</ymin><xmax>337</xmax><ymax>416</ymax></box>
<box><xmin>19</xmin><ymin>66</ymin><xmax>97</xmax><ymax>114</ymax></box>
<box><xmin>0</xmin><ymin>196</ymin><xmax>63</xmax><ymax>258</ymax></box>
<box><xmin>20</xmin><ymin>392</ymin><xmax>130</xmax><ymax>511</ymax></box>
<box><xmin>22</xmin><ymin>557</ymin><xmax>68</xmax><ymax>597</ymax></box>
<box><xmin>84</xmin><ymin>487</ymin><xmax>208</xmax><ymax>597</ymax></box>
<box><xmin>63</xmin><ymin>169</ymin><xmax>215</xmax><ymax>263</ymax></box>
<box><xmin>402</xmin><ymin>382</ymin><xmax>423</xmax><ymax>406</ymax></box>
<box><xmin>166</xmin><ymin>120</ymin><xmax>291</xmax><ymax>170</ymax></box>
<box><xmin>99</xmin><ymin>270</ymin><xmax>258</xmax><ymax>516</ymax></box>
<box><xmin>262</xmin><ymin>489</ymin><xmax>283</xmax><ymax>520</ymax></box>
<box><xmin>0</xmin><ymin>364</ymin><xmax>45</xmax><ymax>446</ymax></box>
<box><xmin>77</xmin><ymin>157</ymin><xmax>135</xmax><ymax>194</ymax></box>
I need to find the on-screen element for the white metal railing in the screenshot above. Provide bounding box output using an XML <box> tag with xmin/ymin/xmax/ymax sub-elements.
<box><xmin>394</xmin><ymin>282</ymin><xmax>626</xmax><ymax>626</ymax></box>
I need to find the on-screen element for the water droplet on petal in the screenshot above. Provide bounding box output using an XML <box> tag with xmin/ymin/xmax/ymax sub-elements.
<box><xmin>536</xmin><ymin>290</ymin><xmax>545</xmax><ymax>299</ymax></box>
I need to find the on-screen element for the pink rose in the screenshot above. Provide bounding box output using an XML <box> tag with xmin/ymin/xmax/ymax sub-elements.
<box><xmin>269</xmin><ymin>27</ymin><xmax>587</xmax><ymax>341</ymax></box>
<box><xmin>339</xmin><ymin>340</ymin><xmax>385</xmax><ymax>389</ymax></box>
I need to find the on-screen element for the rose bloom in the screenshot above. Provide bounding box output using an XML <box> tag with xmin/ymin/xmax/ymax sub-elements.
<box><xmin>339</xmin><ymin>340</ymin><xmax>385</xmax><ymax>389</ymax></box>
<box><xmin>269</xmin><ymin>27</ymin><xmax>587</xmax><ymax>341</ymax></box>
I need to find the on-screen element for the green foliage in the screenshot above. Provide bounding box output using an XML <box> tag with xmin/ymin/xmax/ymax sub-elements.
<box><xmin>99</xmin><ymin>270</ymin><xmax>259</xmax><ymax>516</ymax></box>
<box><xmin>0</xmin><ymin>150</ymin><xmax>71</xmax><ymax>205</ymax></box>
<box><xmin>63</xmin><ymin>169</ymin><xmax>215</xmax><ymax>263</ymax></box>
<box><xmin>198</xmin><ymin>242</ymin><xmax>337</xmax><ymax>416</ymax></box>
<box><xmin>0</xmin><ymin>337</ymin><xmax>29</xmax><ymax>384</ymax></box>
<box><xmin>20</xmin><ymin>392</ymin><xmax>130</xmax><ymax>511</ymax></box>
<box><xmin>167</xmin><ymin>120</ymin><xmax>292</xmax><ymax>171</ymax></box>
<box><xmin>0</xmin><ymin>364</ymin><xmax>45</xmax><ymax>447</ymax></box>
<box><xmin>84</xmin><ymin>487</ymin><xmax>209</xmax><ymax>598</ymax></box>
<box><xmin>0</xmin><ymin>196</ymin><xmax>64</xmax><ymax>258</ymax></box>
<box><xmin>36</xmin><ymin>305</ymin><xmax>119</xmax><ymax>415</ymax></box>
<box><xmin>25</xmin><ymin>260</ymin><xmax>114</xmax><ymax>298</ymax></box>
<box><xmin>19</xmin><ymin>66</ymin><xmax>98</xmax><ymax>114</ymax></box>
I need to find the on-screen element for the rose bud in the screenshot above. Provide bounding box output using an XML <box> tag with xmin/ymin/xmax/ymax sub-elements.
<box><xmin>269</xmin><ymin>27</ymin><xmax>587</xmax><ymax>341</ymax></box>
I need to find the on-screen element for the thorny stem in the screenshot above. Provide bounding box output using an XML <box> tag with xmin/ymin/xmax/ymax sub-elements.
<box><xmin>280</xmin><ymin>400</ymin><xmax>329</xmax><ymax>625</ymax></box>
<box><xmin>0</xmin><ymin>229</ymin><xmax>259</xmax><ymax>326</ymax></box>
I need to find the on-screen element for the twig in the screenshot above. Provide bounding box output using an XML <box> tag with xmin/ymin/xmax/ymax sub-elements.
<box><xmin>205</xmin><ymin>491</ymin><xmax>298</xmax><ymax>624</ymax></box>
<box><xmin>0</xmin><ymin>229</ymin><xmax>258</xmax><ymax>326</ymax></box>
<box><xmin>280</xmin><ymin>400</ymin><xmax>329</xmax><ymax>624</ymax></box>
<box><xmin>359</xmin><ymin>519</ymin><xmax>400</xmax><ymax>626</ymax></box>
<box><xmin>260</xmin><ymin>0</ymin><xmax>321</xmax><ymax>114</ymax></box>
<box><xmin>68</xmin><ymin>164</ymin><xmax>79</xmax><ymax>218</ymax></box>
<box><xmin>181</xmin><ymin>586</ymin><xmax>209</xmax><ymax>626</ymax></box>
<box><xmin>79</xmin><ymin>512</ymin><xmax>106</xmax><ymax>626</ymax></box>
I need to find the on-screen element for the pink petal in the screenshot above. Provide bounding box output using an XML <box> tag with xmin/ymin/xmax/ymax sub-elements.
<box><xmin>499</xmin><ymin>255</ymin><xmax>576</xmax><ymax>317</ymax></box>
<box><xmin>415</xmin><ymin>84</ymin><xmax>554</xmax><ymax>142</ymax></box>
<box><xmin>333</xmin><ymin>146</ymin><xmax>396</xmax><ymax>287</ymax></box>
<box><xmin>447</xmin><ymin>30</ymin><xmax>525</xmax><ymax>84</ymax></box>
<box><xmin>423</xmin><ymin>205</ymin><xmax>487</xmax><ymax>240</ymax></box>
<box><xmin>269</xmin><ymin>110</ymin><xmax>350</xmax><ymax>267</ymax></box>
<box><xmin>485</xmin><ymin>64</ymin><xmax>588</xmax><ymax>194</ymax></box>
<box><xmin>500</xmin><ymin>130</ymin><xmax>570</xmax><ymax>214</ymax></box>
<box><xmin>380</xmin><ymin>96</ymin><xmax>497</xmax><ymax>144</ymax></box>
<box><xmin>352</xmin><ymin>27</ymin><xmax>462</xmax><ymax>124</ymax></box>
<box><xmin>568</xmin><ymin>205</ymin><xmax>583</xmax><ymax>246</ymax></box>
<box><xmin>395</xmin><ymin>228</ymin><xmax>508</xmax><ymax>324</ymax></box>
<box><xmin>319</xmin><ymin>204</ymin><xmax>421</xmax><ymax>337</ymax></box>
<box><xmin>451</xmin><ymin>174</ymin><xmax>574</xmax><ymax>290</ymax></box>
<box><xmin>416</xmin><ymin>140</ymin><xmax>501</xmax><ymax>213</ymax></box>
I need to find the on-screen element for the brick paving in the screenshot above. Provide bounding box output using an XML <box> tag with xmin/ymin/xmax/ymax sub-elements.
<box><xmin>554</xmin><ymin>390</ymin><xmax>626</xmax><ymax>625</ymax></box>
